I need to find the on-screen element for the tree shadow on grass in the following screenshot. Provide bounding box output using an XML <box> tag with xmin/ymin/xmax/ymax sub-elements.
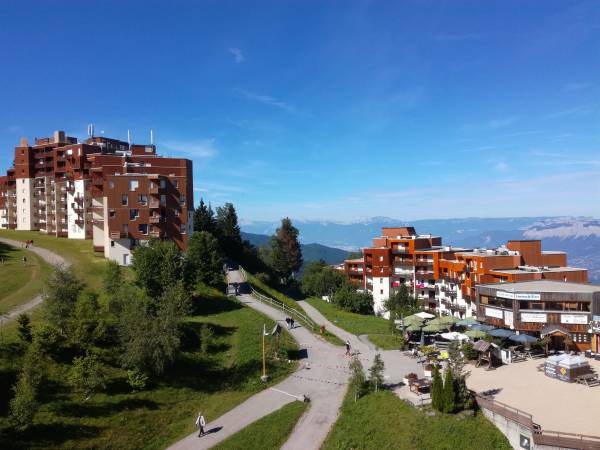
<box><xmin>51</xmin><ymin>397</ymin><xmax>159</xmax><ymax>418</ymax></box>
<box><xmin>0</xmin><ymin>367</ymin><xmax>18</xmax><ymax>415</ymax></box>
<box><xmin>0</xmin><ymin>422</ymin><xmax>101</xmax><ymax>449</ymax></box>
<box><xmin>190</xmin><ymin>296</ymin><xmax>243</xmax><ymax>316</ymax></box>
<box><xmin>180</xmin><ymin>322</ymin><xmax>236</xmax><ymax>353</ymax></box>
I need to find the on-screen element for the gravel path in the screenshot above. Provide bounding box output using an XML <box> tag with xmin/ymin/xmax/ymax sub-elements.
<box><xmin>0</xmin><ymin>237</ymin><xmax>67</xmax><ymax>323</ymax></box>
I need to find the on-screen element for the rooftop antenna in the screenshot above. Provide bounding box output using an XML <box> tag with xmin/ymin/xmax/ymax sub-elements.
<box><xmin>87</xmin><ymin>123</ymin><xmax>95</xmax><ymax>138</ymax></box>
<box><xmin>150</xmin><ymin>129</ymin><xmax>154</xmax><ymax>145</ymax></box>
<box><xmin>127</xmin><ymin>130</ymin><xmax>132</xmax><ymax>147</ymax></box>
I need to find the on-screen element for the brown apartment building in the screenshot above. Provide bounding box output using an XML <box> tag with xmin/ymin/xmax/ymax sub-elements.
<box><xmin>0</xmin><ymin>130</ymin><xmax>193</xmax><ymax>265</ymax></box>
<box><xmin>342</xmin><ymin>227</ymin><xmax>588</xmax><ymax>319</ymax></box>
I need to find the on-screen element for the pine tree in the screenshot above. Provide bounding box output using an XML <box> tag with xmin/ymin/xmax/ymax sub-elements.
<box><xmin>269</xmin><ymin>217</ymin><xmax>303</xmax><ymax>283</ymax></box>
<box><xmin>215</xmin><ymin>203</ymin><xmax>243</xmax><ymax>259</ymax></box>
<box><xmin>431</xmin><ymin>365</ymin><xmax>443</xmax><ymax>411</ymax></box>
<box><xmin>185</xmin><ymin>231</ymin><xmax>224</xmax><ymax>287</ymax></box>
<box><xmin>349</xmin><ymin>356</ymin><xmax>366</xmax><ymax>402</ymax></box>
<box><xmin>17</xmin><ymin>313</ymin><xmax>32</xmax><ymax>344</ymax></box>
<box><xmin>369</xmin><ymin>353</ymin><xmax>385</xmax><ymax>392</ymax></box>
<box><xmin>193</xmin><ymin>198</ymin><xmax>216</xmax><ymax>234</ymax></box>
<box><xmin>442</xmin><ymin>368</ymin><xmax>456</xmax><ymax>413</ymax></box>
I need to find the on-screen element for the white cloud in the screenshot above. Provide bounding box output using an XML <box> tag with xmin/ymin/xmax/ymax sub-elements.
<box><xmin>543</xmin><ymin>105</ymin><xmax>594</xmax><ymax>120</ymax></box>
<box><xmin>160</xmin><ymin>138</ymin><xmax>217</xmax><ymax>158</ymax></box>
<box><xmin>563</xmin><ymin>82</ymin><xmax>592</xmax><ymax>92</ymax></box>
<box><xmin>234</xmin><ymin>89</ymin><xmax>296</xmax><ymax>113</ymax></box>
<box><xmin>228</xmin><ymin>47</ymin><xmax>245</xmax><ymax>63</ymax></box>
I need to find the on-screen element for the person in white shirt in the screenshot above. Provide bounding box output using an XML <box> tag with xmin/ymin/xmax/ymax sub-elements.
<box><xmin>195</xmin><ymin>412</ymin><xmax>206</xmax><ymax>437</ymax></box>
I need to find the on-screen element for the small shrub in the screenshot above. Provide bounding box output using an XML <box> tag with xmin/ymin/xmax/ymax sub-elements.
<box><xmin>461</xmin><ymin>341</ymin><xmax>478</xmax><ymax>360</ymax></box>
<box><xmin>200</xmin><ymin>324</ymin><xmax>214</xmax><ymax>356</ymax></box>
<box><xmin>126</xmin><ymin>369</ymin><xmax>149</xmax><ymax>391</ymax></box>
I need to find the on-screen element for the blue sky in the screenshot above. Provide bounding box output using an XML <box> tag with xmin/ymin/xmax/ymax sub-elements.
<box><xmin>1</xmin><ymin>1</ymin><xmax>599</xmax><ymax>222</ymax></box>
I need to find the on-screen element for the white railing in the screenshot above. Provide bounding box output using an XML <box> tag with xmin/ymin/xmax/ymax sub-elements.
<box><xmin>238</xmin><ymin>266</ymin><xmax>318</xmax><ymax>332</ymax></box>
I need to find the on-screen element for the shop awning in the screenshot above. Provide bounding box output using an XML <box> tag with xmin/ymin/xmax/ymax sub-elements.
<box><xmin>540</xmin><ymin>325</ymin><xmax>572</xmax><ymax>338</ymax></box>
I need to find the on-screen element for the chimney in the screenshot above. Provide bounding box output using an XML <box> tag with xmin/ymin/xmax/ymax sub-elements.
<box><xmin>53</xmin><ymin>130</ymin><xmax>66</xmax><ymax>143</ymax></box>
<box><xmin>19</xmin><ymin>137</ymin><xmax>29</xmax><ymax>147</ymax></box>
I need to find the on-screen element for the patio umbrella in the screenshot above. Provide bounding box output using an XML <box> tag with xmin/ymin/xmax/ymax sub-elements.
<box><xmin>488</xmin><ymin>328</ymin><xmax>514</xmax><ymax>338</ymax></box>
<box><xmin>470</xmin><ymin>323</ymin><xmax>495</xmax><ymax>332</ymax></box>
<box><xmin>508</xmin><ymin>334</ymin><xmax>538</xmax><ymax>344</ymax></box>
<box><xmin>405</xmin><ymin>323</ymin><xmax>423</xmax><ymax>332</ymax></box>
<box><xmin>415</xmin><ymin>311</ymin><xmax>435</xmax><ymax>319</ymax></box>
<box><xmin>403</xmin><ymin>315</ymin><xmax>425</xmax><ymax>325</ymax></box>
<box><xmin>457</xmin><ymin>318</ymin><xmax>479</xmax><ymax>326</ymax></box>
<box><xmin>440</xmin><ymin>332</ymin><xmax>469</xmax><ymax>341</ymax></box>
<box><xmin>422</xmin><ymin>323</ymin><xmax>444</xmax><ymax>333</ymax></box>
<box><xmin>465</xmin><ymin>329</ymin><xmax>487</xmax><ymax>339</ymax></box>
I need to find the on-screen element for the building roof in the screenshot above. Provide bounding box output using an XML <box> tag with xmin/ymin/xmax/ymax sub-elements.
<box><xmin>489</xmin><ymin>266</ymin><xmax>587</xmax><ymax>275</ymax></box>
<box><xmin>344</xmin><ymin>258</ymin><xmax>364</xmax><ymax>263</ymax></box>
<box><xmin>478</xmin><ymin>280</ymin><xmax>600</xmax><ymax>293</ymax></box>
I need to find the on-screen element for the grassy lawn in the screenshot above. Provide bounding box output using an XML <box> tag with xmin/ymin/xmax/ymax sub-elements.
<box><xmin>367</xmin><ymin>334</ymin><xmax>405</xmax><ymax>351</ymax></box>
<box><xmin>212</xmin><ymin>400</ymin><xmax>308</xmax><ymax>450</ymax></box>
<box><xmin>304</xmin><ymin>297</ymin><xmax>390</xmax><ymax>335</ymax></box>
<box><xmin>0</xmin><ymin>242</ymin><xmax>53</xmax><ymax>313</ymax></box>
<box><xmin>0</xmin><ymin>289</ymin><xmax>299</xmax><ymax>450</ymax></box>
<box><xmin>322</xmin><ymin>390</ymin><xmax>511</xmax><ymax>450</ymax></box>
<box><xmin>0</xmin><ymin>230</ymin><xmax>110</xmax><ymax>292</ymax></box>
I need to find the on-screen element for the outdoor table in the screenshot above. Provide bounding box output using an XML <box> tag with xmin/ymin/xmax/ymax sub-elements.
<box><xmin>409</xmin><ymin>378</ymin><xmax>432</xmax><ymax>394</ymax></box>
<box><xmin>575</xmin><ymin>373</ymin><xmax>599</xmax><ymax>387</ymax></box>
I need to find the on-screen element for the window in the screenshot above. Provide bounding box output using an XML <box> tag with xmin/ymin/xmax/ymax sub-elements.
<box><xmin>22</xmin><ymin>198</ymin><xmax>25</xmax><ymax>203</ymax></box>
<box><xmin>109</xmin><ymin>210</ymin><xmax>116</xmax><ymax>218</ymax></box>
<box><xmin>129</xmin><ymin>209</ymin><xmax>139</xmax><ymax>220</ymax></box>
<box><xmin>111</xmin><ymin>240</ymin><xmax>115</xmax><ymax>247</ymax></box>
<box><xmin>380</xmin><ymin>290</ymin><xmax>384</xmax><ymax>295</ymax></box>
<box><xmin>122</xmin><ymin>224</ymin><xmax>129</xmax><ymax>234</ymax></box>
<box><xmin>160</xmin><ymin>194</ymin><xmax>166</xmax><ymax>206</ymax></box>
<box><xmin>121</xmin><ymin>195</ymin><xmax>128</xmax><ymax>206</ymax></box>
<box><xmin>379</xmin><ymin>256</ymin><xmax>384</xmax><ymax>261</ymax></box>
<box><xmin>123</xmin><ymin>254</ymin><xmax>129</xmax><ymax>265</ymax></box>
<box><xmin>174</xmin><ymin>208</ymin><xmax>180</xmax><ymax>217</ymax></box>
<box><xmin>179</xmin><ymin>223</ymin><xmax>186</xmax><ymax>234</ymax></box>
<box><xmin>138</xmin><ymin>194</ymin><xmax>147</xmax><ymax>205</ymax></box>
<box><xmin>160</xmin><ymin>179</ymin><xmax>166</xmax><ymax>189</ymax></box>
<box><xmin>108</xmin><ymin>181</ymin><xmax>114</xmax><ymax>189</ymax></box>
<box><xmin>174</xmin><ymin>180</ymin><xmax>179</xmax><ymax>188</ymax></box>
<box><xmin>138</xmin><ymin>223</ymin><xmax>148</xmax><ymax>234</ymax></box>
<box><xmin>129</xmin><ymin>180</ymin><xmax>139</xmax><ymax>191</ymax></box>
<box><xmin>380</xmin><ymin>278</ymin><xmax>383</xmax><ymax>283</ymax></box>
<box><xmin>179</xmin><ymin>195</ymin><xmax>185</xmax><ymax>205</ymax></box>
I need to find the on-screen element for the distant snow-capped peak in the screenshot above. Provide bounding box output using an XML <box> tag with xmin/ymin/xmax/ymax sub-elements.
<box><xmin>523</xmin><ymin>218</ymin><xmax>600</xmax><ymax>239</ymax></box>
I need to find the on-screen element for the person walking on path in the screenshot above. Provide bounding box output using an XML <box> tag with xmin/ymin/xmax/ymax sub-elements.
<box><xmin>285</xmin><ymin>317</ymin><xmax>291</xmax><ymax>329</ymax></box>
<box><xmin>195</xmin><ymin>412</ymin><xmax>206</xmax><ymax>437</ymax></box>
<box><xmin>290</xmin><ymin>317</ymin><xmax>295</xmax><ymax>329</ymax></box>
<box><xmin>345</xmin><ymin>340</ymin><xmax>351</xmax><ymax>356</ymax></box>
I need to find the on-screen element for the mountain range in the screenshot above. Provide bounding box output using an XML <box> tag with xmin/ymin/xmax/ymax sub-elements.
<box><xmin>241</xmin><ymin>217</ymin><xmax>600</xmax><ymax>282</ymax></box>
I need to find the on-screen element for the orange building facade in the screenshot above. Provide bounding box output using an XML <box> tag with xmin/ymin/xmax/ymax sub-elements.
<box><xmin>0</xmin><ymin>130</ymin><xmax>193</xmax><ymax>265</ymax></box>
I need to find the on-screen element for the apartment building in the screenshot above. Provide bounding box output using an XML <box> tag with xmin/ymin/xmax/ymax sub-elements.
<box><xmin>0</xmin><ymin>130</ymin><xmax>193</xmax><ymax>265</ymax></box>
<box><xmin>343</xmin><ymin>226</ymin><xmax>588</xmax><ymax>319</ymax></box>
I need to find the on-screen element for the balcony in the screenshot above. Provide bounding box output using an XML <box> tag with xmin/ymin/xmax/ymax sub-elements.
<box><xmin>149</xmin><ymin>215</ymin><xmax>164</xmax><ymax>224</ymax></box>
<box><xmin>149</xmin><ymin>201</ymin><xmax>160</xmax><ymax>209</ymax></box>
<box><xmin>149</xmin><ymin>230</ymin><xmax>164</xmax><ymax>238</ymax></box>
<box><xmin>392</xmin><ymin>246</ymin><xmax>408</xmax><ymax>254</ymax></box>
<box><xmin>110</xmin><ymin>231</ymin><xmax>128</xmax><ymax>239</ymax></box>
<box><xmin>149</xmin><ymin>185</ymin><xmax>160</xmax><ymax>194</ymax></box>
<box><xmin>75</xmin><ymin>219</ymin><xmax>84</xmax><ymax>226</ymax></box>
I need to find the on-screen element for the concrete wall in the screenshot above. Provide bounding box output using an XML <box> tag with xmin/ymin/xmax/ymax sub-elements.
<box><xmin>372</xmin><ymin>276</ymin><xmax>389</xmax><ymax>317</ymax></box>
<box><xmin>67</xmin><ymin>179</ymin><xmax>87</xmax><ymax>239</ymax></box>
<box><xmin>107</xmin><ymin>238</ymin><xmax>132</xmax><ymax>266</ymax></box>
<box><xmin>16</xmin><ymin>178</ymin><xmax>34</xmax><ymax>230</ymax></box>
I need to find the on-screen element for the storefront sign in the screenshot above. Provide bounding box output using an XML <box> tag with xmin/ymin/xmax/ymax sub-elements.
<box><xmin>521</xmin><ymin>312</ymin><xmax>547</xmax><ymax>323</ymax></box>
<box><xmin>497</xmin><ymin>291</ymin><xmax>541</xmax><ymax>300</ymax></box>
<box><xmin>485</xmin><ymin>307</ymin><xmax>503</xmax><ymax>319</ymax></box>
<box><xmin>504</xmin><ymin>311</ymin><xmax>514</xmax><ymax>329</ymax></box>
<box><xmin>561</xmin><ymin>314</ymin><xmax>589</xmax><ymax>325</ymax></box>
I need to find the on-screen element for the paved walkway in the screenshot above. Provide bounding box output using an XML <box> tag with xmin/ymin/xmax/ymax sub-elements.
<box><xmin>0</xmin><ymin>237</ymin><xmax>67</xmax><ymax>323</ymax></box>
<box><xmin>168</xmin><ymin>270</ymin><xmax>350</xmax><ymax>450</ymax></box>
<box><xmin>168</xmin><ymin>276</ymin><xmax>422</xmax><ymax>450</ymax></box>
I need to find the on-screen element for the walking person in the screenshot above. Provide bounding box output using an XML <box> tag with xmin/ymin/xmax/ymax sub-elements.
<box><xmin>345</xmin><ymin>340</ymin><xmax>351</xmax><ymax>357</ymax></box>
<box><xmin>290</xmin><ymin>317</ymin><xmax>295</xmax><ymax>329</ymax></box>
<box><xmin>285</xmin><ymin>317</ymin><xmax>291</xmax><ymax>329</ymax></box>
<box><xmin>195</xmin><ymin>411</ymin><xmax>206</xmax><ymax>437</ymax></box>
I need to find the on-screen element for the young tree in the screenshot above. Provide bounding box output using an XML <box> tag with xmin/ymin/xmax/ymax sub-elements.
<box><xmin>185</xmin><ymin>231</ymin><xmax>224</xmax><ymax>287</ymax></box>
<box><xmin>103</xmin><ymin>260</ymin><xmax>123</xmax><ymax>309</ymax></box>
<box><xmin>442</xmin><ymin>368</ymin><xmax>456</xmax><ymax>413</ymax></box>
<box><xmin>69</xmin><ymin>352</ymin><xmax>107</xmax><ymax>400</ymax></box>
<box><xmin>301</xmin><ymin>261</ymin><xmax>346</xmax><ymax>298</ymax></box>
<box><xmin>17</xmin><ymin>313</ymin><xmax>32</xmax><ymax>344</ymax></box>
<box><xmin>43</xmin><ymin>265</ymin><xmax>85</xmax><ymax>334</ymax></box>
<box><xmin>71</xmin><ymin>290</ymin><xmax>102</xmax><ymax>347</ymax></box>
<box><xmin>132</xmin><ymin>240</ymin><xmax>184</xmax><ymax>298</ymax></box>
<box><xmin>215</xmin><ymin>202</ymin><xmax>243</xmax><ymax>259</ymax></box>
<box><xmin>333</xmin><ymin>283</ymin><xmax>374</xmax><ymax>314</ymax></box>
<box><xmin>431</xmin><ymin>365</ymin><xmax>443</xmax><ymax>411</ymax></box>
<box><xmin>368</xmin><ymin>353</ymin><xmax>385</xmax><ymax>392</ymax></box>
<box><xmin>348</xmin><ymin>355</ymin><xmax>366</xmax><ymax>402</ymax></box>
<box><xmin>9</xmin><ymin>375</ymin><xmax>38</xmax><ymax>430</ymax></box>
<box><xmin>193</xmin><ymin>198</ymin><xmax>216</xmax><ymax>235</ymax></box>
<box><xmin>269</xmin><ymin>218</ymin><xmax>303</xmax><ymax>283</ymax></box>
